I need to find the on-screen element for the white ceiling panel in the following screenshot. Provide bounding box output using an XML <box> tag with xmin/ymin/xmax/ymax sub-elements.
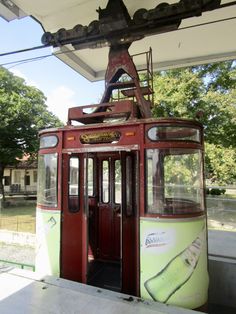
<box><xmin>3</xmin><ymin>0</ymin><xmax>236</xmax><ymax>81</ymax></box>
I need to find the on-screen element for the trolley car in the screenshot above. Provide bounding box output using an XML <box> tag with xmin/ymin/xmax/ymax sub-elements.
<box><xmin>36</xmin><ymin>48</ymin><xmax>208</xmax><ymax>311</ymax></box>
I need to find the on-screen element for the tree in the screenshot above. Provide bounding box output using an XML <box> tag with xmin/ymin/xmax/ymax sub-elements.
<box><xmin>151</xmin><ymin>61</ymin><xmax>236</xmax><ymax>184</ymax></box>
<box><xmin>0</xmin><ymin>67</ymin><xmax>63</xmax><ymax>200</ymax></box>
<box><xmin>204</xmin><ymin>143</ymin><xmax>236</xmax><ymax>185</ymax></box>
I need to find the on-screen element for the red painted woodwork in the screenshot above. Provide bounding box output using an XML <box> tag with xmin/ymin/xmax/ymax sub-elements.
<box><xmin>88</xmin><ymin>198</ymin><xmax>98</xmax><ymax>259</ymax></box>
<box><xmin>38</xmin><ymin>118</ymin><xmax>204</xmax><ymax>298</ymax></box>
<box><xmin>61</xmin><ymin>154</ymin><xmax>87</xmax><ymax>283</ymax></box>
<box><xmin>99</xmin><ymin>205</ymin><xmax>114</xmax><ymax>259</ymax></box>
<box><xmin>97</xmin><ymin>155</ymin><xmax>121</xmax><ymax>261</ymax></box>
<box><xmin>37</xmin><ymin>40</ymin><xmax>205</xmax><ymax>302</ymax></box>
<box><xmin>121</xmin><ymin>152</ymin><xmax>138</xmax><ymax>295</ymax></box>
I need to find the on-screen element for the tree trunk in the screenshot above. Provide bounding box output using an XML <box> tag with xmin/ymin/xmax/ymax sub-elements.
<box><xmin>0</xmin><ymin>163</ymin><xmax>5</xmax><ymax>202</ymax></box>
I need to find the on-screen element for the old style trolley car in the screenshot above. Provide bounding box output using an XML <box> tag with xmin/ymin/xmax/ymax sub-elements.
<box><xmin>36</xmin><ymin>48</ymin><xmax>208</xmax><ymax>311</ymax></box>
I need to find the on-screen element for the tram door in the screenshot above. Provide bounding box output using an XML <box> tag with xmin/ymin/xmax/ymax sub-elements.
<box><xmin>96</xmin><ymin>155</ymin><xmax>121</xmax><ymax>260</ymax></box>
<box><xmin>87</xmin><ymin>152</ymin><xmax>137</xmax><ymax>294</ymax></box>
<box><xmin>61</xmin><ymin>151</ymin><xmax>138</xmax><ymax>295</ymax></box>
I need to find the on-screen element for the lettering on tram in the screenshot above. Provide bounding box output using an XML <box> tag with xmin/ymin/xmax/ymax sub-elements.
<box><xmin>36</xmin><ymin>1</ymin><xmax>210</xmax><ymax>312</ymax></box>
<box><xmin>80</xmin><ymin>131</ymin><xmax>121</xmax><ymax>144</ymax></box>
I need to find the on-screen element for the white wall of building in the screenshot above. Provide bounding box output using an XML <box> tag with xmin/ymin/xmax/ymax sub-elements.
<box><xmin>3</xmin><ymin>168</ymin><xmax>37</xmax><ymax>194</ymax></box>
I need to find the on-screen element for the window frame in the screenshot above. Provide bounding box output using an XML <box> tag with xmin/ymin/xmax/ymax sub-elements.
<box><xmin>40</xmin><ymin>135</ymin><xmax>59</xmax><ymax>149</ymax></box>
<box><xmin>147</xmin><ymin>125</ymin><xmax>201</xmax><ymax>144</ymax></box>
<box><xmin>37</xmin><ymin>153</ymin><xmax>58</xmax><ymax>208</ymax></box>
<box><xmin>145</xmin><ymin>148</ymin><xmax>205</xmax><ymax>216</ymax></box>
<box><xmin>68</xmin><ymin>156</ymin><xmax>80</xmax><ymax>213</ymax></box>
<box><xmin>101</xmin><ymin>159</ymin><xmax>110</xmax><ymax>204</ymax></box>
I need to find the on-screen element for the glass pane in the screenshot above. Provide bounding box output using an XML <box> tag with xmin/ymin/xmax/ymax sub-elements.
<box><xmin>37</xmin><ymin>154</ymin><xmax>57</xmax><ymax>207</ymax></box>
<box><xmin>146</xmin><ymin>149</ymin><xmax>204</xmax><ymax>215</ymax></box>
<box><xmin>148</xmin><ymin>126</ymin><xmax>200</xmax><ymax>142</ymax></box>
<box><xmin>115</xmin><ymin>160</ymin><xmax>121</xmax><ymax>204</ymax></box>
<box><xmin>40</xmin><ymin>135</ymin><xmax>58</xmax><ymax>148</ymax></box>
<box><xmin>102</xmin><ymin>160</ymin><xmax>109</xmax><ymax>203</ymax></box>
<box><xmin>69</xmin><ymin>157</ymin><xmax>79</xmax><ymax>196</ymax></box>
<box><xmin>146</xmin><ymin>150</ymin><xmax>164</xmax><ymax>212</ymax></box>
<box><xmin>69</xmin><ymin>157</ymin><xmax>79</xmax><ymax>213</ymax></box>
<box><xmin>87</xmin><ymin>158</ymin><xmax>94</xmax><ymax>196</ymax></box>
<box><xmin>126</xmin><ymin>156</ymin><xmax>133</xmax><ymax>216</ymax></box>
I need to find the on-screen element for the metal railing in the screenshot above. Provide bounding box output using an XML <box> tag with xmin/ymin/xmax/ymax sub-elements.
<box><xmin>0</xmin><ymin>259</ymin><xmax>35</xmax><ymax>271</ymax></box>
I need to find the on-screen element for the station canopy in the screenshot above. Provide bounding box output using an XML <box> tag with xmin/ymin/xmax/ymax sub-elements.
<box><xmin>1</xmin><ymin>0</ymin><xmax>236</xmax><ymax>81</ymax></box>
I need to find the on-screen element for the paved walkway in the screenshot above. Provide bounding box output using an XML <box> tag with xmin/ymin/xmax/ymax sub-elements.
<box><xmin>0</xmin><ymin>242</ymin><xmax>35</xmax><ymax>265</ymax></box>
<box><xmin>0</xmin><ymin>269</ymin><xmax>200</xmax><ymax>314</ymax></box>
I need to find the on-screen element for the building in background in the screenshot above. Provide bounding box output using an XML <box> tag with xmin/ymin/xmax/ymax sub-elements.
<box><xmin>3</xmin><ymin>157</ymin><xmax>37</xmax><ymax>197</ymax></box>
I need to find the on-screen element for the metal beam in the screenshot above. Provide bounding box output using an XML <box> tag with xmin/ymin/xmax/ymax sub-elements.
<box><xmin>0</xmin><ymin>0</ymin><xmax>26</xmax><ymax>21</ymax></box>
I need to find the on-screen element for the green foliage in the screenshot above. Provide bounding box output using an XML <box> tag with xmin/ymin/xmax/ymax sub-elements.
<box><xmin>206</xmin><ymin>188</ymin><xmax>226</xmax><ymax>196</ymax></box>
<box><xmin>0</xmin><ymin>67</ymin><xmax>63</xmax><ymax>197</ymax></box>
<box><xmin>152</xmin><ymin>61</ymin><xmax>236</xmax><ymax>185</ymax></box>
<box><xmin>0</xmin><ymin>67</ymin><xmax>62</xmax><ymax>163</ymax></box>
<box><xmin>153</xmin><ymin>68</ymin><xmax>202</xmax><ymax>119</ymax></box>
<box><xmin>164</xmin><ymin>153</ymin><xmax>200</xmax><ymax>187</ymax></box>
<box><xmin>205</xmin><ymin>143</ymin><xmax>236</xmax><ymax>185</ymax></box>
<box><xmin>164</xmin><ymin>152</ymin><xmax>201</xmax><ymax>199</ymax></box>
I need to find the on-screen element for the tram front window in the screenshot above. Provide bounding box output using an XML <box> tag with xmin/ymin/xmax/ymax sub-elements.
<box><xmin>37</xmin><ymin>153</ymin><xmax>58</xmax><ymax>207</ymax></box>
<box><xmin>146</xmin><ymin>149</ymin><xmax>204</xmax><ymax>215</ymax></box>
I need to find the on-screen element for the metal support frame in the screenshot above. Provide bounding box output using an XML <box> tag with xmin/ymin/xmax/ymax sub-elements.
<box><xmin>67</xmin><ymin>47</ymin><xmax>153</xmax><ymax>124</ymax></box>
<box><xmin>42</xmin><ymin>0</ymin><xmax>222</xmax><ymax>50</ymax></box>
<box><xmin>100</xmin><ymin>45</ymin><xmax>151</xmax><ymax>118</ymax></box>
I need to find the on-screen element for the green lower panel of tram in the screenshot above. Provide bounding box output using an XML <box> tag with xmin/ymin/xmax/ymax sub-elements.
<box><xmin>140</xmin><ymin>216</ymin><xmax>209</xmax><ymax>309</ymax></box>
<box><xmin>35</xmin><ymin>208</ymin><xmax>61</xmax><ymax>276</ymax></box>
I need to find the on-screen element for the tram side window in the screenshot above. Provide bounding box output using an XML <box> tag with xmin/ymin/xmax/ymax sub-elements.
<box><xmin>37</xmin><ymin>154</ymin><xmax>58</xmax><ymax>207</ymax></box>
<box><xmin>146</xmin><ymin>149</ymin><xmax>204</xmax><ymax>215</ymax></box>
<box><xmin>69</xmin><ymin>157</ymin><xmax>79</xmax><ymax>213</ymax></box>
<box><xmin>115</xmin><ymin>160</ymin><xmax>121</xmax><ymax>204</ymax></box>
<box><xmin>102</xmin><ymin>160</ymin><xmax>109</xmax><ymax>203</ymax></box>
<box><xmin>126</xmin><ymin>156</ymin><xmax>133</xmax><ymax>216</ymax></box>
<box><xmin>87</xmin><ymin>158</ymin><xmax>94</xmax><ymax>196</ymax></box>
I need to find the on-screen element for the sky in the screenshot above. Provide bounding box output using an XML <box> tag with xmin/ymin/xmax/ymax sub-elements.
<box><xmin>0</xmin><ymin>16</ymin><xmax>104</xmax><ymax>123</ymax></box>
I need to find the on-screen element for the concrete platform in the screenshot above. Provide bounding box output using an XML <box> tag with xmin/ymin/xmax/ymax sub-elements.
<box><xmin>208</xmin><ymin>230</ymin><xmax>236</xmax><ymax>310</ymax></box>
<box><xmin>0</xmin><ymin>230</ymin><xmax>235</xmax><ymax>313</ymax></box>
<box><xmin>0</xmin><ymin>268</ymin><xmax>201</xmax><ymax>314</ymax></box>
<box><xmin>208</xmin><ymin>230</ymin><xmax>236</xmax><ymax>259</ymax></box>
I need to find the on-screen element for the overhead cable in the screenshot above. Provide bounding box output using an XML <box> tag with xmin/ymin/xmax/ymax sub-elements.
<box><xmin>1</xmin><ymin>15</ymin><xmax>236</xmax><ymax>68</ymax></box>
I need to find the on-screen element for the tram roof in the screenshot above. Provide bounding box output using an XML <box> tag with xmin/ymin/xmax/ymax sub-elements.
<box><xmin>39</xmin><ymin>117</ymin><xmax>203</xmax><ymax>136</ymax></box>
<box><xmin>2</xmin><ymin>0</ymin><xmax>236</xmax><ymax>81</ymax></box>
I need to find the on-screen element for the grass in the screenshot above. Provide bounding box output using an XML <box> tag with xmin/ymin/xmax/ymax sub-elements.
<box><xmin>0</xmin><ymin>200</ymin><xmax>36</xmax><ymax>233</ymax></box>
<box><xmin>225</xmin><ymin>193</ymin><xmax>236</xmax><ymax>199</ymax></box>
<box><xmin>0</xmin><ymin>195</ymin><xmax>236</xmax><ymax>233</ymax></box>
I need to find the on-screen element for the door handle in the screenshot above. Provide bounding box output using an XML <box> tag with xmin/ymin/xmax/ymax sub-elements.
<box><xmin>113</xmin><ymin>206</ymin><xmax>120</xmax><ymax>213</ymax></box>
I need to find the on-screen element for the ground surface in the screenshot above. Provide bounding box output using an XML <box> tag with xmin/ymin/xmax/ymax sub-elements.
<box><xmin>0</xmin><ymin>194</ymin><xmax>236</xmax><ymax>269</ymax></box>
<box><xmin>0</xmin><ymin>199</ymin><xmax>36</xmax><ymax>233</ymax></box>
<box><xmin>0</xmin><ymin>242</ymin><xmax>35</xmax><ymax>271</ymax></box>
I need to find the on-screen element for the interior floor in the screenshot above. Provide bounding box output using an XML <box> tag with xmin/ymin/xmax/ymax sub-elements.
<box><xmin>208</xmin><ymin>304</ymin><xmax>236</xmax><ymax>314</ymax></box>
<box><xmin>87</xmin><ymin>260</ymin><xmax>121</xmax><ymax>292</ymax></box>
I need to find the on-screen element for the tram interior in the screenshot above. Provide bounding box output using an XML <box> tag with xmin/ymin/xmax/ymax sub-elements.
<box><xmin>86</xmin><ymin>154</ymin><xmax>122</xmax><ymax>292</ymax></box>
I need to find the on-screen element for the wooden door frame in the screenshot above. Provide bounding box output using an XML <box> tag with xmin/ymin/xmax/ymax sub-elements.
<box><xmin>61</xmin><ymin>153</ymin><xmax>88</xmax><ymax>283</ymax></box>
<box><xmin>97</xmin><ymin>153</ymin><xmax>121</xmax><ymax>261</ymax></box>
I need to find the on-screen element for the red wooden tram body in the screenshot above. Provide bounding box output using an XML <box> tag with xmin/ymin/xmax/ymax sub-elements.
<box><xmin>37</xmin><ymin>117</ymin><xmax>208</xmax><ymax>310</ymax></box>
<box><xmin>36</xmin><ymin>44</ymin><xmax>208</xmax><ymax>311</ymax></box>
